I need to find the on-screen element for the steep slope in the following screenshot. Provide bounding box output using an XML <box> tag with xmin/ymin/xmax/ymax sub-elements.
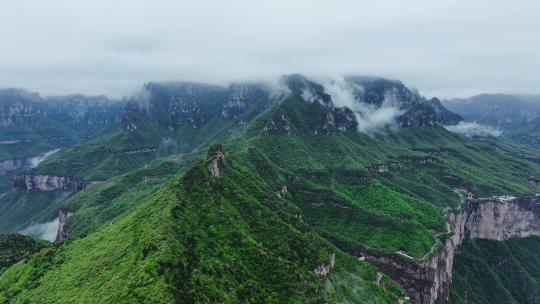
<box><xmin>1</xmin><ymin>75</ymin><xmax>539</xmax><ymax>303</ymax></box>
<box><xmin>0</xmin><ymin>88</ymin><xmax>121</xmax><ymax>164</ymax></box>
<box><xmin>344</xmin><ymin>76</ymin><xmax>462</xmax><ymax>126</ymax></box>
<box><xmin>29</xmin><ymin>82</ymin><xmax>275</xmax><ymax>181</ymax></box>
<box><xmin>58</xmin><ymin>155</ymin><xmax>192</xmax><ymax>239</ymax></box>
<box><xmin>449</xmin><ymin>237</ymin><xmax>540</xmax><ymax>304</ymax></box>
<box><xmin>0</xmin><ymin>191</ymin><xmax>70</xmax><ymax>233</ymax></box>
<box><xmin>0</xmin><ymin>82</ymin><xmax>275</xmax><ymax>235</ymax></box>
<box><xmin>0</xmin><ymin>234</ymin><xmax>47</xmax><ymax>274</ymax></box>
<box><xmin>34</xmin><ymin>75</ymin><xmax>540</xmax><ymax>303</ymax></box>
<box><xmin>0</xmin><ymin>146</ymin><xmax>403</xmax><ymax>304</ymax></box>
<box><xmin>0</xmin><ymin>89</ymin><xmax>123</xmax><ymax>231</ymax></box>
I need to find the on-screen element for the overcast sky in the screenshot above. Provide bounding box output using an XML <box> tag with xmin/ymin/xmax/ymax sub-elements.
<box><xmin>1</xmin><ymin>0</ymin><xmax>539</xmax><ymax>99</ymax></box>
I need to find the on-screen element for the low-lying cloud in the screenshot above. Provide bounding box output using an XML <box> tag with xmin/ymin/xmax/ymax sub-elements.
<box><xmin>324</xmin><ymin>78</ymin><xmax>404</xmax><ymax>134</ymax></box>
<box><xmin>29</xmin><ymin>149</ymin><xmax>60</xmax><ymax>168</ymax></box>
<box><xmin>444</xmin><ymin>121</ymin><xmax>502</xmax><ymax>137</ymax></box>
<box><xmin>19</xmin><ymin>218</ymin><xmax>59</xmax><ymax>242</ymax></box>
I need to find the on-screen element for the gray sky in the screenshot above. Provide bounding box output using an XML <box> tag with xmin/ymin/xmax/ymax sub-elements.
<box><xmin>1</xmin><ymin>0</ymin><xmax>539</xmax><ymax>99</ymax></box>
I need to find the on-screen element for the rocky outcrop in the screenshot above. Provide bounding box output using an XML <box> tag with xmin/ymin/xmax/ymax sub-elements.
<box><xmin>13</xmin><ymin>174</ymin><xmax>102</xmax><ymax>192</ymax></box>
<box><xmin>0</xmin><ymin>88</ymin><xmax>120</xmax><ymax>127</ymax></box>
<box><xmin>0</xmin><ymin>150</ymin><xmax>59</xmax><ymax>175</ymax></box>
<box><xmin>345</xmin><ymin>76</ymin><xmax>462</xmax><ymax>127</ymax></box>
<box><xmin>222</xmin><ymin>83</ymin><xmax>268</xmax><ymax>119</ymax></box>
<box><xmin>313</xmin><ymin>253</ymin><xmax>336</xmax><ymax>276</ymax></box>
<box><xmin>167</xmin><ymin>96</ymin><xmax>204</xmax><ymax>128</ymax></box>
<box><xmin>275</xmin><ymin>185</ymin><xmax>288</xmax><ymax>199</ymax></box>
<box><xmin>208</xmin><ymin>145</ymin><xmax>226</xmax><ymax>177</ymax></box>
<box><xmin>359</xmin><ymin>196</ymin><xmax>540</xmax><ymax>304</ymax></box>
<box><xmin>55</xmin><ymin>209</ymin><xmax>74</xmax><ymax>242</ymax></box>
<box><xmin>465</xmin><ymin>196</ymin><xmax>540</xmax><ymax>240</ymax></box>
<box><xmin>367</xmin><ymin>156</ymin><xmax>437</xmax><ymax>174</ymax></box>
<box><xmin>0</xmin><ymin>158</ymin><xmax>33</xmax><ymax>175</ymax></box>
<box><xmin>120</xmin><ymin>147</ymin><xmax>157</xmax><ymax>155</ymax></box>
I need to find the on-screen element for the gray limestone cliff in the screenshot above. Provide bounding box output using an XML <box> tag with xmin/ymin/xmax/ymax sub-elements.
<box><xmin>208</xmin><ymin>145</ymin><xmax>226</xmax><ymax>177</ymax></box>
<box><xmin>0</xmin><ymin>157</ymin><xmax>34</xmax><ymax>175</ymax></box>
<box><xmin>313</xmin><ymin>253</ymin><xmax>336</xmax><ymax>276</ymax></box>
<box><xmin>55</xmin><ymin>209</ymin><xmax>74</xmax><ymax>242</ymax></box>
<box><xmin>360</xmin><ymin>196</ymin><xmax>540</xmax><ymax>304</ymax></box>
<box><xmin>13</xmin><ymin>174</ymin><xmax>102</xmax><ymax>192</ymax></box>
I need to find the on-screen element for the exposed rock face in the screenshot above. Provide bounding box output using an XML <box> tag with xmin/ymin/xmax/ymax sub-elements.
<box><xmin>263</xmin><ymin>75</ymin><xmax>359</xmax><ymax>135</ymax></box>
<box><xmin>264</xmin><ymin>74</ymin><xmax>461</xmax><ymax>135</ymax></box>
<box><xmin>466</xmin><ymin>197</ymin><xmax>540</xmax><ymax>240</ymax></box>
<box><xmin>367</xmin><ymin>156</ymin><xmax>437</xmax><ymax>174</ymax></box>
<box><xmin>55</xmin><ymin>209</ymin><xmax>74</xmax><ymax>242</ymax></box>
<box><xmin>313</xmin><ymin>253</ymin><xmax>335</xmax><ymax>276</ymax></box>
<box><xmin>13</xmin><ymin>174</ymin><xmax>101</xmax><ymax>192</ymax></box>
<box><xmin>0</xmin><ymin>158</ymin><xmax>33</xmax><ymax>175</ymax></box>
<box><xmin>0</xmin><ymin>88</ymin><xmax>121</xmax><ymax>127</ymax></box>
<box><xmin>122</xmin><ymin>82</ymin><xmax>273</xmax><ymax>132</ymax></box>
<box><xmin>222</xmin><ymin>83</ymin><xmax>267</xmax><ymax>119</ymax></box>
<box><xmin>120</xmin><ymin>147</ymin><xmax>157</xmax><ymax>155</ymax></box>
<box><xmin>345</xmin><ymin>76</ymin><xmax>462</xmax><ymax>126</ymax></box>
<box><xmin>167</xmin><ymin>96</ymin><xmax>204</xmax><ymax>128</ymax></box>
<box><xmin>0</xmin><ymin>150</ymin><xmax>59</xmax><ymax>175</ymax></box>
<box><xmin>208</xmin><ymin>145</ymin><xmax>226</xmax><ymax>177</ymax></box>
<box><xmin>275</xmin><ymin>185</ymin><xmax>288</xmax><ymax>199</ymax></box>
<box><xmin>358</xmin><ymin>196</ymin><xmax>540</xmax><ymax>304</ymax></box>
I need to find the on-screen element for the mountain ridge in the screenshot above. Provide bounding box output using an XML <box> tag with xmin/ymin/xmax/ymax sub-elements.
<box><xmin>0</xmin><ymin>75</ymin><xmax>539</xmax><ymax>303</ymax></box>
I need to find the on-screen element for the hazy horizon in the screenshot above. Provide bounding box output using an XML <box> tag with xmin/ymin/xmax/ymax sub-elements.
<box><xmin>1</xmin><ymin>0</ymin><xmax>540</xmax><ymax>99</ymax></box>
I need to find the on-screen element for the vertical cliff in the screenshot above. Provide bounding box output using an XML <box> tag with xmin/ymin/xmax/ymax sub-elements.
<box><xmin>363</xmin><ymin>196</ymin><xmax>540</xmax><ymax>304</ymax></box>
<box><xmin>55</xmin><ymin>209</ymin><xmax>73</xmax><ymax>242</ymax></box>
<box><xmin>13</xmin><ymin>174</ymin><xmax>102</xmax><ymax>192</ymax></box>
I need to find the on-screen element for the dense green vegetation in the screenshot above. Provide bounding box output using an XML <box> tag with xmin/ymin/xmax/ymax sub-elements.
<box><xmin>0</xmin><ymin>147</ymin><xmax>404</xmax><ymax>303</ymax></box>
<box><xmin>0</xmin><ymin>234</ymin><xmax>47</xmax><ymax>274</ymax></box>
<box><xmin>449</xmin><ymin>237</ymin><xmax>540</xmax><ymax>304</ymax></box>
<box><xmin>1</xmin><ymin>78</ymin><xmax>539</xmax><ymax>303</ymax></box>
<box><xmin>31</xmin><ymin>83</ymin><xmax>274</xmax><ymax>181</ymax></box>
<box><xmin>0</xmin><ymin>91</ymin><xmax>121</xmax><ymax>162</ymax></box>
<box><xmin>61</xmin><ymin>156</ymin><xmax>192</xmax><ymax>238</ymax></box>
<box><xmin>240</xmin><ymin>96</ymin><xmax>539</xmax><ymax>259</ymax></box>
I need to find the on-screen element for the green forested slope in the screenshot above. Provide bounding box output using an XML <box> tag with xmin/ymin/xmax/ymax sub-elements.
<box><xmin>0</xmin><ymin>146</ymin><xmax>404</xmax><ymax>303</ymax></box>
<box><xmin>450</xmin><ymin>237</ymin><xmax>540</xmax><ymax>304</ymax></box>
<box><xmin>1</xmin><ymin>78</ymin><xmax>539</xmax><ymax>303</ymax></box>
<box><xmin>0</xmin><ymin>234</ymin><xmax>47</xmax><ymax>274</ymax></box>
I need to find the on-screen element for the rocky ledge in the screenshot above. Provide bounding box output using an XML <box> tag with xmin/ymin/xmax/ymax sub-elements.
<box><xmin>13</xmin><ymin>174</ymin><xmax>102</xmax><ymax>192</ymax></box>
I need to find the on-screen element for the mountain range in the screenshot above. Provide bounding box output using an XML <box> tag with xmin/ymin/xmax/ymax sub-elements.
<box><xmin>0</xmin><ymin>75</ymin><xmax>539</xmax><ymax>304</ymax></box>
<box><xmin>444</xmin><ymin>94</ymin><xmax>540</xmax><ymax>149</ymax></box>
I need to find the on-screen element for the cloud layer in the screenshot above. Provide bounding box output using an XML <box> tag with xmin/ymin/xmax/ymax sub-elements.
<box><xmin>29</xmin><ymin>149</ymin><xmax>61</xmax><ymax>168</ymax></box>
<box><xmin>1</xmin><ymin>0</ymin><xmax>540</xmax><ymax>98</ymax></box>
<box><xmin>324</xmin><ymin>79</ymin><xmax>404</xmax><ymax>133</ymax></box>
<box><xmin>19</xmin><ymin>218</ymin><xmax>59</xmax><ymax>242</ymax></box>
<box><xmin>444</xmin><ymin>122</ymin><xmax>502</xmax><ymax>138</ymax></box>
